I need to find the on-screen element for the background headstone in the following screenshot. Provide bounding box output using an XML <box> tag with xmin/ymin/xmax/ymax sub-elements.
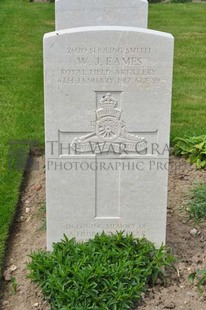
<box><xmin>55</xmin><ymin>0</ymin><xmax>148</xmax><ymax>30</ymax></box>
<box><xmin>44</xmin><ymin>26</ymin><xmax>174</xmax><ymax>249</ymax></box>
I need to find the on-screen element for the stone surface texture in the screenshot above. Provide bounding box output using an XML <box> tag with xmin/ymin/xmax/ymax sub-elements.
<box><xmin>55</xmin><ymin>0</ymin><xmax>148</xmax><ymax>30</ymax></box>
<box><xmin>44</xmin><ymin>26</ymin><xmax>174</xmax><ymax>249</ymax></box>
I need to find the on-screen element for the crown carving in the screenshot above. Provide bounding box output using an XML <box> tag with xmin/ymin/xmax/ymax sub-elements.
<box><xmin>100</xmin><ymin>93</ymin><xmax>117</xmax><ymax>107</ymax></box>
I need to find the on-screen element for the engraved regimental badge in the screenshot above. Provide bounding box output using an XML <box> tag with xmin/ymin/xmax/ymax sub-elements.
<box><xmin>71</xmin><ymin>93</ymin><xmax>147</xmax><ymax>154</ymax></box>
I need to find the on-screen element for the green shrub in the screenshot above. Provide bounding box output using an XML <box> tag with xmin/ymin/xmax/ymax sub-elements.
<box><xmin>28</xmin><ymin>232</ymin><xmax>175</xmax><ymax>310</ymax></box>
<box><xmin>148</xmin><ymin>0</ymin><xmax>162</xmax><ymax>3</ymax></box>
<box><xmin>174</xmin><ymin>136</ymin><xmax>206</xmax><ymax>169</ymax></box>
<box><xmin>189</xmin><ymin>269</ymin><xmax>206</xmax><ymax>293</ymax></box>
<box><xmin>171</xmin><ymin>0</ymin><xmax>192</xmax><ymax>3</ymax></box>
<box><xmin>187</xmin><ymin>183</ymin><xmax>206</xmax><ymax>222</ymax></box>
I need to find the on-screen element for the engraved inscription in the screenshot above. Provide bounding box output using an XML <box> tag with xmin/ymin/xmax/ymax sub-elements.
<box><xmin>57</xmin><ymin>46</ymin><xmax>161</xmax><ymax>86</ymax></box>
<box><xmin>67</xmin><ymin>47</ymin><xmax>151</xmax><ymax>55</ymax></box>
<box><xmin>65</xmin><ymin>223</ymin><xmax>147</xmax><ymax>238</ymax></box>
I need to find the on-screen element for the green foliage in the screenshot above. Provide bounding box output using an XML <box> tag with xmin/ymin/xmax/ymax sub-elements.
<box><xmin>36</xmin><ymin>202</ymin><xmax>46</xmax><ymax>231</ymax></box>
<box><xmin>28</xmin><ymin>232</ymin><xmax>175</xmax><ymax>310</ymax></box>
<box><xmin>171</xmin><ymin>0</ymin><xmax>192</xmax><ymax>3</ymax></box>
<box><xmin>188</xmin><ymin>269</ymin><xmax>206</xmax><ymax>293</ymax></box>
<box><xmin>11</xmin><ymin>277</ymin><xmax>18</xmax><ymax>294</ymax></box>
<box><xmin>187</xmin><ymin>183</ymin><xmax>206</xmax><ymax>222</ymax></box>
<box><xmin>148</xmin><ymin>0</ymin><xmax>161</xmax><ymax>3</ymax></box>
<box><xmin>174</xmin><ymin>136</ymin><xmax>206</xmax><ymax>169</ymax></box>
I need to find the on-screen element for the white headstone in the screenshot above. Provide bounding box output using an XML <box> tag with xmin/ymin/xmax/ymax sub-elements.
<box><xmin>55</xmin><ymin>0</ymin><xmax>148</xmax><ymax>30</ymax></box>
<box><xmin>44</xmin><ymin>26</ymin><xmax>174</xmax><ymax>249</ymax></box>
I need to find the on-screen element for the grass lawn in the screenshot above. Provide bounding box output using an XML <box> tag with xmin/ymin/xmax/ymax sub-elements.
<box><xmin>0</xmin><ymin>0</ymin><xmax>54</xmax><ymax>277</ymax></box>
<box><xmin>0</xmin><ymin>1</ymin><xmax>205</xmax><ymax>278</ymax></box>
<box><xmin>149</xmin><ymin>3</ymin><xmax>206</xmax><ymax>140</ymax></box>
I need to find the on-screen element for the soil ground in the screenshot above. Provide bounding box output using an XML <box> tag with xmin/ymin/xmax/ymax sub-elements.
<box><xmin>0</xmin><ymin>155</ymin><xmax>206</xmax><ymax>310</ymax></box>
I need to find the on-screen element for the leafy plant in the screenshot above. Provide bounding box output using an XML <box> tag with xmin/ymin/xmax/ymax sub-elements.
<box><xmin>10</xmin><ymin>277</ymin><xmax>17</xmax><ymax>294</ymax></box>
<box><xmin>171</xmin><ymin>0</ymin><xmax>192</xmax><ymax>3</ymax></box>
<box><xmin>187</xmin><ymin>183</ymin><xmax>206</xmax><ymax>222</ymax></box>
<box><xmin>36</xmin><ymin>202</ymin><xmax>46</xmax><ymax>231</ymax></box>
<box><xmin>148</xmin><ymin>0</ymin><xmax>161</xmax><ymax>3</ymax></box>
<box><xmin>174</xmin><ymin>136</ymin><xmax>206</xmax><ymax>169</ymax></box>
<box><xmin>28</xmin><ymin>232</ymin><xmax>175</xmax><ymax>310</ymax></box>
<box><xmin>188</xmin><ymin>269</ymin><xmax>206</xmax><ymax>293</ymax></box>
